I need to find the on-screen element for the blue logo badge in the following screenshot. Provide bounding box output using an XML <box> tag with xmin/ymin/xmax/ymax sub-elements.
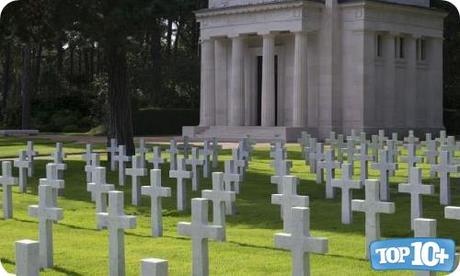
<box><xmin>370</xmin><ymin>238</ymin><xmax>456</xmax><ymax>272</ymax></box>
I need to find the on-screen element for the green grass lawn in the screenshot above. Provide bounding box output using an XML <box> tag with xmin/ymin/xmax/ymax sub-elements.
<box><xmin>0</xmin><ymin>138</ymin><xmax>459</xmax><ymax>275</ymax></box>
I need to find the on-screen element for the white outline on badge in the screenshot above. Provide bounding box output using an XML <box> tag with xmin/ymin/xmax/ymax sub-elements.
<box><xmin>447</xmin><ymin>254</ymin><xmax>460</xmax><ymax>276</ymax></box>
<box><xmin>0</xmin><ymin>0</ymin><xmax>18</xmax><ymax>19</ymax></box>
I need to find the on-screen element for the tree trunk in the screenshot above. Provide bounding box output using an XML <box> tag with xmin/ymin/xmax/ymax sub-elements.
<box><xmin>166</xmin><ymin>18</ymin><xmax>173</xmax><ymax>56</ymax></box>
<box><xmin>106</xmin><ymin>42</ymin><xmax>135</xmax><ymax>154</ymax></box>
<box><xmin>2</xmin><ymin>42</ymin><xmax>12</xmax><ymax>119</ymax></box>
<box><xmin>33</xmin><ymin>44</ymin><xmax>42</xmax><ymax>96</ymax></box>
<box><xmin>70</xmin><ymin>46</ymin><xmax>74</xmax><ymax>82</ymax></box>
<box><xmin>56</xmin><ymin>37</ymin><xmax>64</xmax><ymax>73</ymax></box>
<box><xmin>151</xmin><ymin>20</ymin><xmax>162</xmax><ymax>103</ymax></box>
<box><xmin>78</xmin><ymin>48</ymin><xmax>82</xmax><ymax>76</ymax></box>
<box><xmin>21</xmin><ymin>45</ymin><xmax>32</xmax><ymax>129</ymax></box>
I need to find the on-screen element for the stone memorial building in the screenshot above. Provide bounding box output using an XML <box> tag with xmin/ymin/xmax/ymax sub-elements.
<box><xmin>183</xmin><ymin>0</ymin><xmax>445</xmax><ymax>141</ymax></box>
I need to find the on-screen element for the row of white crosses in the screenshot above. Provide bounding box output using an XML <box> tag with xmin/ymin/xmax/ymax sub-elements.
<box><xmin>295</xmin><ymin>130</ymin><xmax>455</xmax><ymax>261</ymax></box>
<box><xmin>11</xmin><ymin>141</ymin><xmax>37</xmax><ymax>194</ymax></box>
<box><xmin>85</xmin><ymin>164</ymin><xmax>169</xmax><ymax>275</ymax></box>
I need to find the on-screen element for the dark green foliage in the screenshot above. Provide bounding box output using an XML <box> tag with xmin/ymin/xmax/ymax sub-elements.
<box><xmin>133</xmin><ymin>108</ymin><xmax>199</xmax><ymax>135</ymax></box>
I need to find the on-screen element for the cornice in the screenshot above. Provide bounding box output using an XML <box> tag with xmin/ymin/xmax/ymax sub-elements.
<box><xmin>340</xmin><ymin>0</ymin><xmax>447</xmax><ymax>18</ymax></box>
<box><xmin>195</xmin><ymin>0</ymin><xmax>323</xmax><ymax>18</ymax></box>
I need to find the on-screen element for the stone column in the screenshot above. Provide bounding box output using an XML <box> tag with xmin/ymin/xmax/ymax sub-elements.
<box><xmin>428</xmin><ymin>37</ymin><xmax>443</xmax><ymax>129</ymax></box>
<box><xmin>229</xmin><ymin>36</ymin><xmax>245</xmax><ymax>126</ymax></box>
<box><xmin>261</xmin><ymin>33</ymin><xmax>276</xmax><ymax>127</ymax></box>
<box><xmin>214</xmin><ymin>38</ymin><xmax>228</xmax><ymax>126</ymax></box>
<box><xmin>383</xmin><ymin>33</ymin><xmax>395</xmax><ymax>129</ymax></box>
<box><xmin>293</xmin><ymin>31</ymin><xmax>308</xmax><ymax>127</ymax></box>
<box><xmin>405</xmin><ymin>35</ymin><xmax>417</xmax><ymax>129</ymax></box>
<box><xmin>199</xmin><ymin>38</ymin><xmax>215</xmax><ymax>127</ymax></box>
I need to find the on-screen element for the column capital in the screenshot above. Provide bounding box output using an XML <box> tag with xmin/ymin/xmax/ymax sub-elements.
<box><xmin>257</xmin><ymin>31</ymin><xmax>279</xmax><ymax>37</ymax></box>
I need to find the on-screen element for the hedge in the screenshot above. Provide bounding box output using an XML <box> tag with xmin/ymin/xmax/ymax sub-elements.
<box><xmin>133</xmin><ymin>108</ymin><xmax>199</xmax><ymax>135</ymax></box>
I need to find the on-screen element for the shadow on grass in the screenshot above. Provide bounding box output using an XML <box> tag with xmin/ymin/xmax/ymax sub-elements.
<box><xmin>0</xmin><ymin>258</ymin><xmax>84</xmax><ymax>276</ymax></box>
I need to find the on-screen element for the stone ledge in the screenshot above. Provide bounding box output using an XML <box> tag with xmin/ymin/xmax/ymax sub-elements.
<box><xmin>0</xmin><ymin>130</ymin><xmax>39</xmax><ymax>137</ymax></box>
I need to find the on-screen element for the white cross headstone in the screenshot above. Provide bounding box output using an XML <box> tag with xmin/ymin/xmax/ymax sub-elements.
<box><xmin>232</xmin><ymin>148</ymin><xmax>247</xmax><ymax>179</ymax></box>
<box><xmin>97</xmin><ymin>191</ymin><xmax>136</xmax><ymax>276</ymax></box>
<box><xmin>401</xmin><ymin>143</ymin><xmax>422</xmax><ymax>177</ymax></box>
<box><xmin>238</xmin><ymin>137</ymin><xmax>253</xmax><ymax>161</ymax></box>
<box><xmin>325</xmin><ymin>131</ymin><xmax>336</xmax><ymax>145</ymax></box>
<box><xmin>28</xmin><ymin>185</ymin><xmax>63</xmax><ymax>268</ymax></box>
<box><xmin>431</xmin><ymin>151</ymin><xmax>460</xmax><ymax>205</ymax></box>
<box><xmin>107</xmin><ymin>138</ymin><xmax>118</xmax><ymax>172</ymax></box>
<box><xmin>202</xmin><ymin>172</ymin><xmax>235</xmax><ymax>241</ymax></box>
<box><xmin>50</xmin><ymin>143</ymin><xmax>66</xmax><ymax>179</ymax></box>
<box><xmin>168</xmin><ymin>139</ymin><xmax>178</xmax><ymax>171</ymax></box>
<box><xmin>210</xmin><ymin>137</ymin><xmax>221</xmax><ymax>169</ymax></box>
<box><xmin>169</xmin><ymin>158</ymin><xmax>192</xmax><ymax>211</ymax></box>
<box><xmin>331</xmin><ymin>163</ymin><xmax>362</xmax><ymax>224</ymax></box>
<box><xmin>177</xmin><ymin>198</ymin><xmax>224</xmax><ymax>276</ymax></box>
<box><xmin>223</xmin><ymin>160</ymin><xmax>241</xmax><ymax>215</ymax></box>
<box><xmin>141</xmin><ymin>258</ymin><xmax>168</xmax><ymax>276</ymax></box>
<box><xmin>82</xmin><ymin>144</ymin><xmax>93</xmax><ymax>182</ymax></box>
<box><xmin>346</xmin><ymin>138</ymin><xmax>356</xmax><ymax>163</ymax></box>
<box><xmin>50</xmin><ymin>143</ymin><xmax>67</xmax><ymax>186</ymax></box>
<box><xmin>1</xmin><ymin>161</ymin><xmax>18</xmax><ymax>219</ymax></box>
<box><xmin>87</xmin><ymin>167</ymin><xmax>115</xmax><ymax>229</ymax></box>
<box><xmin>116</xmin><ymin>145</ymin><xmax>131</xmax><ymax>186</ymax></box>
<box><xmin>391</xmin><ymin>132</ymin><xmax>399</xmax><ymax>143</ymax></box>
<box><xmin>150</xmin><ymin>146</ymin><xmax>166</xmax><ymax>170</ymax></box>
<box><xmin>126</xmin><ymin>155</ymin><xmax>147</xmax><ymax>206</ymax></box>
<box><xmin>441</xmin><ymin>136</ymin><xmax>457</xmax><ymax>163</ymax></box>
<box><xmin>369</xmin><ymin>135</ymin><xmax>381</xmax><ymax>162</ymax></box>
<box><xmin>15</xmin><ymin>239</ymin><xmax>40</xmax><ymax>276</ymax></box>
<box><xmin>317</xmin><ymin>150</ymin><xmax>340</xmax><ymax>199</ymax></box>
<box><xmin>356</xmin><ymin>143</ymin><xmax>373</xmax><ymax>182</ymax></box>
<box><xmin>141</xmin><ymin>169</ymin><xmax>171</xmax><ymax>237</ymax></box>
<box><xmin>414</xmin><ymin>218</ymin><xmax>438</xmax><ymax>276</ymax></box>
<box><xmin>352</xmin><ymin>180</ymin><xmax>395</xmax><ymax>259</ymax></box>
<box><xmin>404</xmin><ymin>130</ymin><xmax>420</xmax><ymax>144</ymax></box>
<box><xmin>25</xmin><ymin>141</ymin><xmax>37</xmax><ymax>177</ymax></box>
<box><xmin>378</xmin><ymin>130</ymin><xmax>386</xmax><ymax>144</ymax></box>
<box><xmin>297</xmin><ymin>131</ymin><xmax>310</xmax><ymax>154</ymax></box>
<box><xmin>271</xmin><ymin>160</ymin><xmax>292</xmax><ymax>194</ymax></box>
<box><xmin>274</xmin><ymin>207</ymin><xmax>328</xmax><ymax>276</ymax></box>
<box><xmin>308</xmin><ymin>142</ymin><xmax>323</xmax><ymax>175</ymax></box>
<box><xmin>304</xmin><ymin>138</ymin><xmax>317</xmax><ymax>169</ymax></box>
<box><xmin>271</xmin><ymin>146</ymin><xmax>286</xmax><ymax>170</ymax></box>
<box><xmin>437</xmin><ymin>130</ymin><xmax>447</xmax><ymax>145</ymax></box>
<box><xmin>14</xmin><ymin>150</ymin><xmax>31</xmax><ymax>193</ymax></box>
<box><xmin>39</xmin><ymin>163</ymin><xmax>65</xmax><ymax>206</ymax></box>
<box><xmin>136</xmin><ymin>138</ymin><xmax>148</xmax><ymax>168</ymax></box>
<box><xmin>424</xmin><ymin>140</ymin><xmax>439</xmax><ymax>166</ymax></box>
<box><xmin>371</xmin><ymin>149</ymin><xmax>398</xmax><ymax>201</ymax></box>
<box><xmin>398</xmin><ymin>167</ymin><xmax>435</xmax><ymax>230</ymax></box>
<box><xmin>271</xmin><ymin>176</ymin><xmax>310</xmax><ymax>232</ymax></box>
<box><xmin>348</xmin><ymin>129</ymin><xmax>359</xmax><ymax>145</ymax></box>
<box><xmin>335</xmin><ymin>134</ymin><xmax>345</xmax><ymax>163</ymax></box>
<box><xmin>85</xmin><ymin>153</ymin><xmax>101</xmax><ymax>192</ymax></box>
<box><xmin>199</xmin><ymin>142</ymin><xmax>212</xmax><ymax>178</ymax></box>
<box><xmin>386</xmin><ymin>139</ymin><xmax>400</xmax><ymax>164</ymax></box>
<box><xmin>186</xmin><ymin>147</ymin><xmax>204</xmax><ymax>191</ymax></box>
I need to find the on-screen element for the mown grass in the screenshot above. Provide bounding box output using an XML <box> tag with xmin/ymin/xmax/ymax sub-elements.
<box><xmin>0</xmin><ymin>138</ymin><xmax>459</xmax><ymax>275</ymax></box>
